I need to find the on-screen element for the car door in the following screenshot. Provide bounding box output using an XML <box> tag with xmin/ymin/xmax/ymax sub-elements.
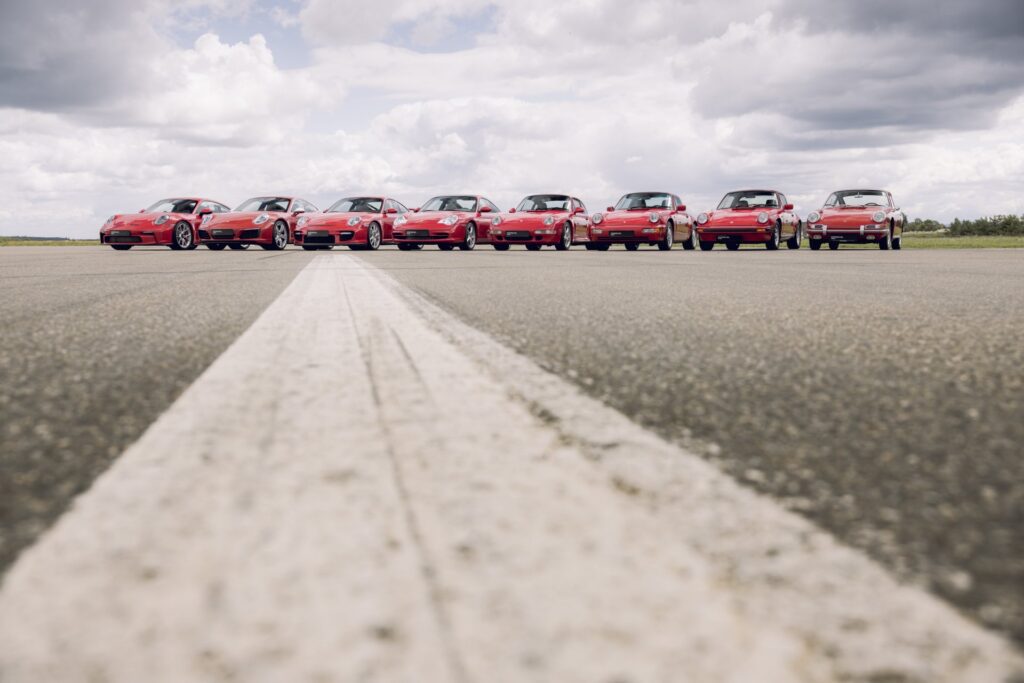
<box><xmin>777</xmin><ymin>193</ymin><xmax>794</xmax><ymax>238</ymax></box>
<box><xmin>478</xmin><ymin>198</ymin><xmax>498</xmax><ymax>240</ymax></box>
<box><xmin>572</xmin><ymin>198</ymin><xmax>589</xmax><ymax>241</ymax></box>
<box><xmin>383</xmin><ymin>199</ymin><xmax>406</xmax><ymax>240</ymax></box>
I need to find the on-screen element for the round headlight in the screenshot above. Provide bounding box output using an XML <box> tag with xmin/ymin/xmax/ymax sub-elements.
<box><xmin>347</xmin><ymin>216</ymin><xmax>361</xmax><ymax>227</ymax></box>
<box><xmin>649</xmin><ymin>212</ymin><xmax>660</xmax><ymax>224</ymax></box>
<box><xmin>544</xmin><ymin>216</ymin><xmax>555</xmax><ymax>226</ymax></box>
<box><xmin>154</xmin><ymin>214</ymin><xmax>170</xmax><ymax>225</ymax></box>
<box><xmin>440</xmin><ymin>215</ymin><xmax>459</xmax><ymax>226</ymax></box>
<box><xmin>253</xmin><ymin>213</ymin><xmax>270</xmax><ymax>225</ymax></box>
<box><xmin>807</xmin><ymin>211</ymin><xmax>821</xmax><ymax>223</ymax></box>
<box><xmin>492</xmin><ymin>215</ymin><xmax>502</xmax><ymax>226</ymax></box>
<box><xmin>872</xmin><ymin>210</ymin><xmax>886</xmax><ymax>223</ymax></box>
<box><xmin>697</xmin><ymin>213</ymin><xmax>709</xmax><ymax>225</ymax></box>
<box><xmin>757</xmin><ymin>212</ymin><xmax>769</xmax><ymax>224</ymax></box>
<box><xmin>592</xmin><ymin>213</ymin><xmax>604</xmax><ymax>224</ymax></box>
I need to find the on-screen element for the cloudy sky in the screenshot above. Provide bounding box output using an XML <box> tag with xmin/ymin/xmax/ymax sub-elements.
<box><xmin>2</xmin><ymin>0</ymin><xmax>1022</xmax><ymax>237</ymax></box>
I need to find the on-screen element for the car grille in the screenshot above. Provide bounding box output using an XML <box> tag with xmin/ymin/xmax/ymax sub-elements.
<box><xmin>107</xmin><ymin>235</ymin><xmax>141</xmax><ymax>244</ymax></box>
<box><xmin>211</xmin><ymin>229</ymin><xmax>235</xmax><ymax>239</ymax></box>
<box><xmin>240</xmin><ymin>229</ymin><xmax>260</xmax><ymax>239</ymax></box>
<box><xmin>610</xmin><ymin>230</ymin><xmax>635</xmax><ymax>238</ymax></box>
<box><xmin>505</xmin><ymin>231</ymin><xmax>531</xmax><ymax>240</ymax></box>
<box><xmin>305</xmin><ymin>235</ymin><xmax>334</xmax><ymax>244</ymax></box>
<box><xmin>198</xmin><ymin>230</ymin><xmax>210</xmax><ymax>239</ymax></box>
<box><xmin>405</xmin><ymin>229</ymin><xmax>430</xmax><ymax>238</ymax></box>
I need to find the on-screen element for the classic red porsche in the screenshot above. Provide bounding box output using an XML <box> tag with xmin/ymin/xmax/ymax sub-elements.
<box><xmin>588</xmin><ymin>192</ymin><xmax>695</xmax><ymax>251</ymax></box>
<box><xmin>695</xmin><ymin>190</ymin><xmax>802</xmax><ymax>251</ymax></box>
<box><xmin>805</xmin><ymin>189</ymin><xmax>905</xmax><ymax>250</ymax></box>
<box><xmin>99</xmin><ymin>198</ymin><xmax>231</xmax><ymax>251</ymax></box>
<box><xmin>294</xmin><ymin>196</ymin><xmax>412</xmax><ymax>251</ymax></box>
<box><xmin>489</xmin><ymin>194</ymin><xmax>590</xmax><ymax>250</ymax></box>
<box><xmin>200</xmin><ymin>196</ymin><xmax>318</xmax><ymax>251</ymax></box>
<box><xmin>392</xmin><ymin>195</ymin><xmax>498</xmax><ymax>251</ymax></box>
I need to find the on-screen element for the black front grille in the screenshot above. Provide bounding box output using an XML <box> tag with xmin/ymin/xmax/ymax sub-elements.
<box><xmin>337</xmin><ymin>231</ymin><xmax>354</xmax><ymax>241</ymax></box>
<box><xmin>198</xmin><ymin>230</ymin><xmax>210</xmax><ymax>239</ymax></box>
<box><xmin>305</xmin><ymin>235</ymin><xmax>334</xmax><ymax>244</ymax></box>
<box><xmin>108</xmin><ymin>235</ymin><xmax>141</xmax><ymax>244</ymax></box>
<box><xmin>405</xmin><ymin>229</ymin><xmax>430</xmax><ymax>238</ymax></box>
<box><xmin>505</xmin><ymin>231</ymin><xmax>531</xmax><ymax>240</ymax></box>
<box><xmin>610</xmin><ymin>230</ymin><xmax>635</xmax><ymax>238</ymax></box>
<box><xmin>211</xmin><ymin>229</ymin><xmax>234</xmax><ymax>239</ymax></box>
<box><xmin>240</xmin><ymin>229</ymin><xmax>260</xmax><ymax>239</ymax></box>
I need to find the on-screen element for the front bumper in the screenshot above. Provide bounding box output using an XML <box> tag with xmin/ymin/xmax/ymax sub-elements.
<box><xmin>589</xmin><ymin>225</ymin><xmax>666</xmax><ymax>243</ymax></box>
<box><xmin>198</xmin><ymin>225</ymin><xmax>275</xmax><ymax>245</ymax></box>
<box><xmin>294</xmin><ymin>229</ymin><xmax>357</xmax><ymax>245</ymax></box>
<box><xmin>393</xmin><ymin>225</ymin><xmax>467</xmax><ymax>244</ymax></box>
<box><xmin>491</xmin><ymin>228</ymin><xmax>561</xmax><ymax>245</ymax></box>
<box><xmin>807</xmin><ymin>224</ymin><xmax>888</xmax><ymax>243</ymax></box>
<box><xmin>100</xmin><ymin>229</ymin><xmax>169</xmax><ymax>245</ymax></box>
<box><xmin>696</xmin><ymin>226</ymin><xmax>771</xmax><ymax>243</ymax></box>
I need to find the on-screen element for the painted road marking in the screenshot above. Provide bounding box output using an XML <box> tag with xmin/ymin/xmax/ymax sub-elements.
<box><xmin>0</xmin><ymin>254</ymin><xmax>1020</xmax><ymax>682</ymax></box>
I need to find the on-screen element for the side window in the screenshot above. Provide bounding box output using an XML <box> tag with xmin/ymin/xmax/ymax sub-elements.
<box><xmin>483</xmin><ymin>198</ymin><xmax>499</xmax><ymax>213</ymax></box>
<box><xmin>196</xmin><ymin>201</ymin><xmax>211</xmax><ymax>214</ymax></box>
<box><xmin>574</xmin><ymin>198</ymin><xmax>587</xmax><ymax>213</ymax></box>
<box><xmin>393</xmin><ymin>200</ymin><xmax>410</xmax><ymax>213</ymax></box>
<box><xmin>778</xmin><ymin>194</ymin><xmax>786</xmax><ymax>208</ymax></box>
<box><xmin>385</xmin><ymin>199</ymin><xmax>398</xmax><ymax>213</ymax></box>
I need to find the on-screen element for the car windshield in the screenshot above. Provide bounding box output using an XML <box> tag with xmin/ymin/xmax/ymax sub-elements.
<box><xmin>327</xmin><ymin>197</ymin><xmax>383</xmax><ymax>213</ymax></box>
<box><xmin>516</xmin><ymin>195</ymin><xmax>570</xmax><ymax>212</ymax></box>
<box><xmin>717</xmin><ymin>191</ymin><xmax>779</xmax><ymax>210</ymax></box>
<box><xmin>145</xmin><ymin>198</ymin><xmax>197</xmax><ymax>214</ymax></box>
<box><xmin>421</xmin><ymin>196</ymin><xmax>477</xmax><ymax>212</ymax></box>
<box><xmin>615</xmin><ymin>193</ymin><xmax>672</xmax><ymax>210</ymax></box>
<box><xmin>235</xmin><ymin>197</ymin><xmax>291</xmax><ymax>212</ymax></box>
<box><xmin>824</xmin><ymin>190</ymin><xmax>889</xmax><ymax>208</ymax></box>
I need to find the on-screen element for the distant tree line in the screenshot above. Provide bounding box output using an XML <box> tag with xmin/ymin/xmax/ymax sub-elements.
<box><xmin>906</xmin><ymin>215</ymin><xmax>1024</xmax><ymax>236</ymax></box>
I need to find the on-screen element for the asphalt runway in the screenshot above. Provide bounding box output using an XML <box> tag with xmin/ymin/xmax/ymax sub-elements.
<box><xmin>1</xmin><ymin>244</ymin><xmax>1022</xmax><ymax>651</ymax></box>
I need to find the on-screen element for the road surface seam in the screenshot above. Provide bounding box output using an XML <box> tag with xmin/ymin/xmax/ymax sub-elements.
<box><xmin>0</xmin><ymin>254</ymin><xmax>1020</xmax><ymax>683</ymax></box>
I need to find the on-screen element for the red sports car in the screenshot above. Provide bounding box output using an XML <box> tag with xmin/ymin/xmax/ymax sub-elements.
<box><xmin>805</xmin><ymin>189</ymin><xmax>905</xmax><ymax>250</ymax></box>
<box><xmin>99</xmin><ymin>198</ymin><xmax>231</xmax><ymax>251</ymax></box>
<box><xmin>294</xmin><ymin>196</ymin><xmax>412</xmax><ymax>251</ymax></box>
<box><xmin>695</xmin><ymin>190</ymin><xmax>803</xmax><ymax>251</ymax></box>
<box><xmin>392</xmin><ymin>195</ymin><xmax>498</xmax><ymax>251</ymax></box>
<box><xmin>200</xmin><ymin>196</ymin><xmax>318</xmax><ymax>251</ymax></box>
<box><xmin>489</xmin><ymin>194</ymin><xmax>590</xmax><ymax>251</ymax></box>
<box><xmin>588</xmin><ymin>192</ymin><xmax>695</xmax><ymax>251</ymax></box>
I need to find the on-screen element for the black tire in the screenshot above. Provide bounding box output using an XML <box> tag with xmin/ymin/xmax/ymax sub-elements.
<box><xmin>893</xmin><ymin>234</ymin><xmax>902</xmax><ymax>250</ymax></box>
<box><xmin>525</xmin><ymin>244</ymin><xmax>542</xmax><ymax>251</ymax></box>
<box><xmin>397</xmin><ymin>243</ymin><xmax>419</xmax><ymax>251</ymax></box>
<box><xmin>829</xmin><ymin>241</ymin><xmax>840</xmax><ymax>250</ymax></box>
<box><xmin>766</xmin><ymin>222</ymin><xmax>780</xmax><ymax>250</ymax></box>
<box><xmin>555</xmin><ymin>222</ymin><xmax>572</xmax><ymax>250</ymax></box>
<box><xmin>439</xmin><ymin>244</ymin><xmax>456</xmax><ymax>251</ymax></box>
<box><xmin>786</xmin><ymin>222</ymin><xmax>802</xmax><ymax>249</ymax></box>
<box><xmin>206</xmin><ymin>243</ymin><xmax>227</xmax><ymax>251</ymax></box>
<box><xmin>493</xmin><ymin>244</ymin><xmax>510</xmax><ymax>251</ymax></box>
<box><xmin>585</xmin><ymin>243</ymin><xmax>599</xmax><ymax>251</ymax></box>
<box><xmin>228</xmin><ymin>243</ymin><xmax>249</xmax><ymax>250</ymax></box>
<box><xmin>879</xmin><ymin>223</ymin><xmax>893</xmax><ymax>250</ymax></box>
<box><xmin>682</xmin><ymin>226</ymin><xmax>697</xmax><ymax>250</ymax></box>
<box><xmin>367</xmin><ymin>222</ymin><xmax>382</xmax><ymax>250</ymax></box>
<box><xmin>171</xmin><ymin>221</ymin><xmax>194</xmax><ymax>250</ymax></box>
<box><xmin>302</xmin><ymin>246</ymin><xmax>319</xmax><ymax>251</ymax></box>
<box><xmin>625</xmin><ymin>242</ymin><xmax>640</xmax><ymax>251</ymax></box>
<box><xmin>726</xmin><ymin>241</ymin><xmax>741</xmax><ymax>251</ymax></box>
<box><xmin>111</xmin><ymin>245</ymin><xmax>132</xmax><ymax>251</ymax></box>
<box><xmin>459</xmin><ymin>222</ymin><xmax>477</xmax><ymax>250</ymax></box>
<box><xmin>596</xmin><ymin>244</ymin><xmax>611</xmax><ymax>251</ymax></box>
<box><xmin>258</xmin><ymin>244</ymin><xmax>274</xmax><ymax>250</ymax></box>
<box><xmin>809</xmin><ymin>240</ymin><xmax>822</xmax><ymax>251</ymax></box>
<box><xmin>658</xmin><ymin>222</ymin><xmax>674</xmax><ymax>251</ymax></box>
<box><xmin>268</xmin><ymin>221</ymin><xmax>289</xmax><ymax>250</ymax></box>
<box><xmin>699</xmin><ymin>241</ymin><xmax>714</xmax><ymax>251</ymax></box>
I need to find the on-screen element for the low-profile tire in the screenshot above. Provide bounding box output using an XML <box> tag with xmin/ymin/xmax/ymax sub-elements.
<box><xmin>493</xmin><ymin>243</ymin><xmax>510</xmax><ymax>251</ymax></box>
<box><xmin>439</xmin><ymin>244</ymin><xmax>456</xmax><ymax>251</ymax></box>
<box><xmin>206</xmin><ymin>243</ymin><xmax>227</xmax><ymax>251</ymax></box>
<box><xmin>658</xmin><ymin>221</ymin><xmax>674</xmax><ymax>251</ymax></box>
<box><xmin>228</xmin><ymin>243</ymin><xmax>249</xmax><ymax>250</ymax></box>
<box><xmin>682</xmin><ymin>226</ymin><xmax>697</xmax><ymax>250</ymax></box>
<box><xmin>459</xmin><ymin>222</ymin><xmax>477</xmax><ymax>250</ymax></box>
<box><xmin>809</xmin><ymin>239</ymin><xmax>822</xmax><ymax>251</ymax></box>
<box><xmin>555</xmin><ymin>222</ymin><xmax>572</xmax><ymax>251</ymax></box>
<box><xmin>766</xmin><ymin>222</ymin><xmax>781</xmax><ymax>250</ymax></box>
<box><xmin>726</xmin><ymin>241</ymin><xmax>741</xmax><ymax>251</ymax></box>
<box><xmin>111</xmin><ymin>245</ymin><xmax>132</xmax><ymax>251</ymax></box>
<box><xmin>829</xmin><ymin>241</ymin><xmax>840</xmax><ymax>250</ymax></box>
<box><xmin>366</xmin><ymin>222</ymin><xmax>382</xmax><ymax>250</ymax></box>
<box><xmin>699</xmin><ymin>241</ymin><xmax>714</xmax><ymax>251</ymax></box>
<box><xmin>786</xmin><ymin>222</ymin><xmax>802</xmax><ymax>249</ymax></box>
<box><xmin>268</xmin><ymin>221</ymin><xmax>289</xmax><ymax>251</ymax></box>
<box><xmin>625</xmin><ymin>242</ymin><xmax>640</xmax><ymax>251</ymax></box>
<box><xmin>525</xmin><ymin>244</ymin><xmax>542</xmax><ymax>251</ymax></box>
<box><xmin>171</xmin><ymin>221</ymin><xmax>194</xmax><ymax>250</ymax></box>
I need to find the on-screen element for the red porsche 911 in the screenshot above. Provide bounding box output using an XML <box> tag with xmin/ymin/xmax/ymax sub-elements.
<box><xmin>200</xmin><ymin>196</ymin><xmax>317</xmax><ymax>251</ymax></box>
<box><xmin>294</xmin><ymin>196</ymin><xmax>412</xmax><ymax>251</ymax></box>
<box><xmin>588</xmin><ymin>192</ymin><xmax>695</xmax><ymax>251</ymax></box>
<box><xmin>489</xmin><ymin>194</ymin><xmax>590</xmax><ymax>251</ymax></box>
<box><xmin>100</xmin><ymin>198</ymin><xmax>231</xmax><ymax>251</ymax></box>
<box><xmin>805</xmin><ymin>189</ymin><xmax>905</xmax><ymax>250</ymax></box>
<box><xmin>392</xmin><ymin>195</ymin><xmax>498</xmax><ymax>251</ymax></box>
<box><xmin>695</xmin><ymin>190</ymin><xmax>803</xmax><ymax>251</ymax></box>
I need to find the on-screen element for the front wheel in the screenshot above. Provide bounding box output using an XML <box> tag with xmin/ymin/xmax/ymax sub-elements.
<box><xmin>893</xmin><ymin>235</ymin><xmax>902</xmax><ymax>250</ymax></box>
<box><xmin>460</xmin><ymin>223</ymin><xmax>477</xmax><ymax>250</ymax></box>
<box><xmin>229</xmin><ymin>243</ymin><xmax>249</xmax><ymax>250</ymax></box>
<box><xmin>682</xmin><ymin>226</ymin><xmax>697</xmax><ymax>250</ymax></box>
<box><xmin>879</xmin><ymin>226</ymin><xmax>893</xmax><ymax>250</ymax></box>
<box><xmin>367</xmin><ymin>222</ymin><xmax>382</xmax><ymax>250</ymax></box>
<box><xmin>658</xmin><ymin>222</ymin><xmax>674</xmax><ymax>251</ymax></box>
<box><xmin>809</xmin><ymin>240</ymin><xmax>822</xmax><ymax>251</ymax></box>
<box><xmin>493</xmin><ymin>244</ymin><xmax>510</xmax><ymax>251</ymax></box>
<box><xmin>829</xmin><ymin>241</ymin><xmax>840</xmax><ymax>250</ymax></box>
<box><xmin>172</xmin><ymin>221</ymin><xmax>194</xmax><ymax>250</ymax></box>
<box><xmin>699</xmin><ymin>241</ymin><xmax>714</xmax><ymax>251</ymax></box>
<box><xmin>269</xmin><ymin>221</ymin><xmax>289</xmax><ymax>250</ymax></box>
<box><xmin>525</xmin><ymin>244</ymin><xmax>542</xmax><ymax>251</ymax></box>
<box><xmin>726</xmin><ymin>241</ymin><xmax>741</xmax><ymax>251</ymax></box>
<box><xmin>766</xmin><ymin>223</ymin><xmax>781</xmax><ymax>250</ymax></box>
<box><xmin>786</xmin><ymin>222</ymin><xmax>802</xmax><ymax>249</ymax></box>
<box><xmin>206</xmin><ymin>243</ymin><xmax>227</xmax><ymax>251</ymax></box>
<box><xmin>110</xmin><ymin>245</ymin><xmax>132</xmax><ymax>251</ymax></box>
<box><xmin>397</xmin><ymin>243</ymin><xmax>420</xmax><ymax>251</ymax></box>
<box><xmin>302</xmin><ymin>246</ymin><xmax>319</xmax><ymax>251</ymax></box>
<box><xmin>439</xmin><ymin>244</ymin><xmax>456</xmax><ymax>251</ymax></box>
<box><xmin>555</xmin><ymin>222</ymin><xmax>572</xmax><ymax>250</ymax></box>
<box><xmin>625</xmin><ymin>242</ymin><xmax>640</xmax><ymax>251</ymax></box>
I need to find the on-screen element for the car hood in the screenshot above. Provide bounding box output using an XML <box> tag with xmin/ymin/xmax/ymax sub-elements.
<box><xmin>596</xmin><ymin>210</ymin><xmax>670</xmax><ymax>226</ymax></box>
<box><xmin>107</xmin><ymin>212</ymin><xmax>189</xmax><ymax>229</ymax></box>
<box><xmin>401</xmin><ymin>211</ymin><xmax>471</xmax><ymax>226</ymax></box>
<box><xmin>497</xmin><ymin>211</ymin><xmax>569</xmax><ymax>227</ymax></box>
<box><xmin>304</xmin><ymin>212</ymin><xmax>377</xmax><ymax>228</ymax></box>
<box><xmin>703</xmin><ymin>209</ymin><xmax>774</xmax><ymax>226</ymax></box>
<box><xmin>815</xmin><ymin>208</ymin><xmax>882</xmax><ymax>227</ymax></box>
<box><xmin>207</xmin><ymin>211</ymin><xmax>284</xmax><ymax>227</ymax></box>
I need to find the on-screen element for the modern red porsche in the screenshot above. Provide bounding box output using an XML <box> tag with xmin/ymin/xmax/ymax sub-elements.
<box><xmin>99</xmin><ymin>198</ymin><xmax>231</xmax><ymax>251</ymax></box>
<box><xmin>293</xmin><ymin>196</ymin><xmax>412</xmax><ymax>251</ymax></box>
<box><xmin>587</xmin><ymin>192</ymin><xmax>695</xmax><ymax>251</ymax></box>
<box><xmin>392</xmin><ymin>195</ymin><xmax>498</xmax><ymax>251</ymax></box>
<box><xmin>200</xmin><ymin>196</ymin><xmax>317</xmax><ymax>251</ymax></box>
<box><xmin>489</xmin><ymin>194</ymin><xmax>590</xmax><ymax>250</ymax></box>
<box><xmin>695</xmin><ymin>190</ymin><xmax>803</xmax><ymax>251</ymax></box>
<box><xmin>805</xmin><ymin>189</ymin><xmax>905</xmax><ymax>250</ymax></box>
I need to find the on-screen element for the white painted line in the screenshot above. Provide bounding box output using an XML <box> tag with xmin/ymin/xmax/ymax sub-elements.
<box><xmin>0</xmin><ymin>254</ymin><xmax>1020</xmax><ymax>682</ymax></box>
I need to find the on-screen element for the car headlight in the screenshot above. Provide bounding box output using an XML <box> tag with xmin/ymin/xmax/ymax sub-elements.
<box><xmin>395</xmin><ymin>215</ymin><xmax>408</xmax><ymax>226</ymax></box>
<box><xmin>757</xmin><ymin>212</ymin><xmax>769</xmax><ymax>224</ymax></box>
<box><xmin>492</xmin><ymin>215</ymin><xmax>502</xmax><ymax>226</ymax></box>
<box><xmin>253</xmin><ymin>213</ymin><xmax>270</xmax><ymax>225</ymax></box>
<box><xmin>872</xmin><ymin>210</ymin><xmax>886</xmax><ymax>223</ymax></box>
<box><xmin>807</xmin><ymin>211</ymin><xmax>821</xmax><ymax>223</ymax></box>
<box><xmin>154</xmin><ymin>214</ymin><xmax>170</xmax><ymax>225</ymax></box>
<box><xmin>544</xmin><ymin>216</ymin><xmax>555</xmax><ymax>226</ymax></box>
<box><xmin>297</xmin><ymin>216</ymin><xmax>310</xmax><ymax>227</ymax></box>
<box><xmin>592</xmin><ymin>212</ymin><xmax>603</xmax><ymax>224</ymax></box>
<box><xmin>347</xmin><ymin>216</ymin><xmax>361</xmax><ymax>227</ymax></box>
<box><xmin>697</xmin><ymin>213</ymin><xmax>709</xmax><ymax>225</ymax></box>
<box><xmin>649</xmin><ymin>212</ymin><xmax>660</xmax><ymax>224</ymax></box>
<box><xmin>440</xmin><ymin>215</ymin><xmax>459</xmax><ymax>226</ymax></box>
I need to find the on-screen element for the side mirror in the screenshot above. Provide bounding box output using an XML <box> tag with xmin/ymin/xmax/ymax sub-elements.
<box><xmin>198</xmin><ymin>209</ymin><xmax>213</xmax><ymax>216</ymax></box>
<box><xmin>479</xmin><ymin>205</ymin><xmax>492</xmax><ymax>213</ymax></box>
<box><xmin>385</xmin><ymin>207</ymin><xmax>398</xmax><ymax>214</ymax></box>
<box><xmin>292</xmin><ymin>209</ymin><xmax>305</xmax><ymax>216</ymax></box>
<box><xmin>139</xmin><ymin>209</ymin><xmax>146</xmax><ymax>213</ymax></box>
<box><xmin>573</xmin><ymin>207</ymin><xmax>585</xmax><ymax>215</ymax></box>
<box><xmin>509</xmin><ymin>208</ymin><xmax>517</xmax><ymax>213</ymax></box>
<box><xmin>606</xmin><ymin>206</ymin><xmax>615</xmax><ymax>212</ymax></box>
<box><xmin>413</xmin><ymin>207</ymin><xmax>420</xmax><ymax>213</ymax></box>
<box><xmin>783</xmin><ymin>203</ymin><xmax>794</xmax><ymax>211</ymax></box>
<box><xmin>677</xmin><ymin>204</ymin><xmax>687</xmax><ymax>212</ymax></box>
